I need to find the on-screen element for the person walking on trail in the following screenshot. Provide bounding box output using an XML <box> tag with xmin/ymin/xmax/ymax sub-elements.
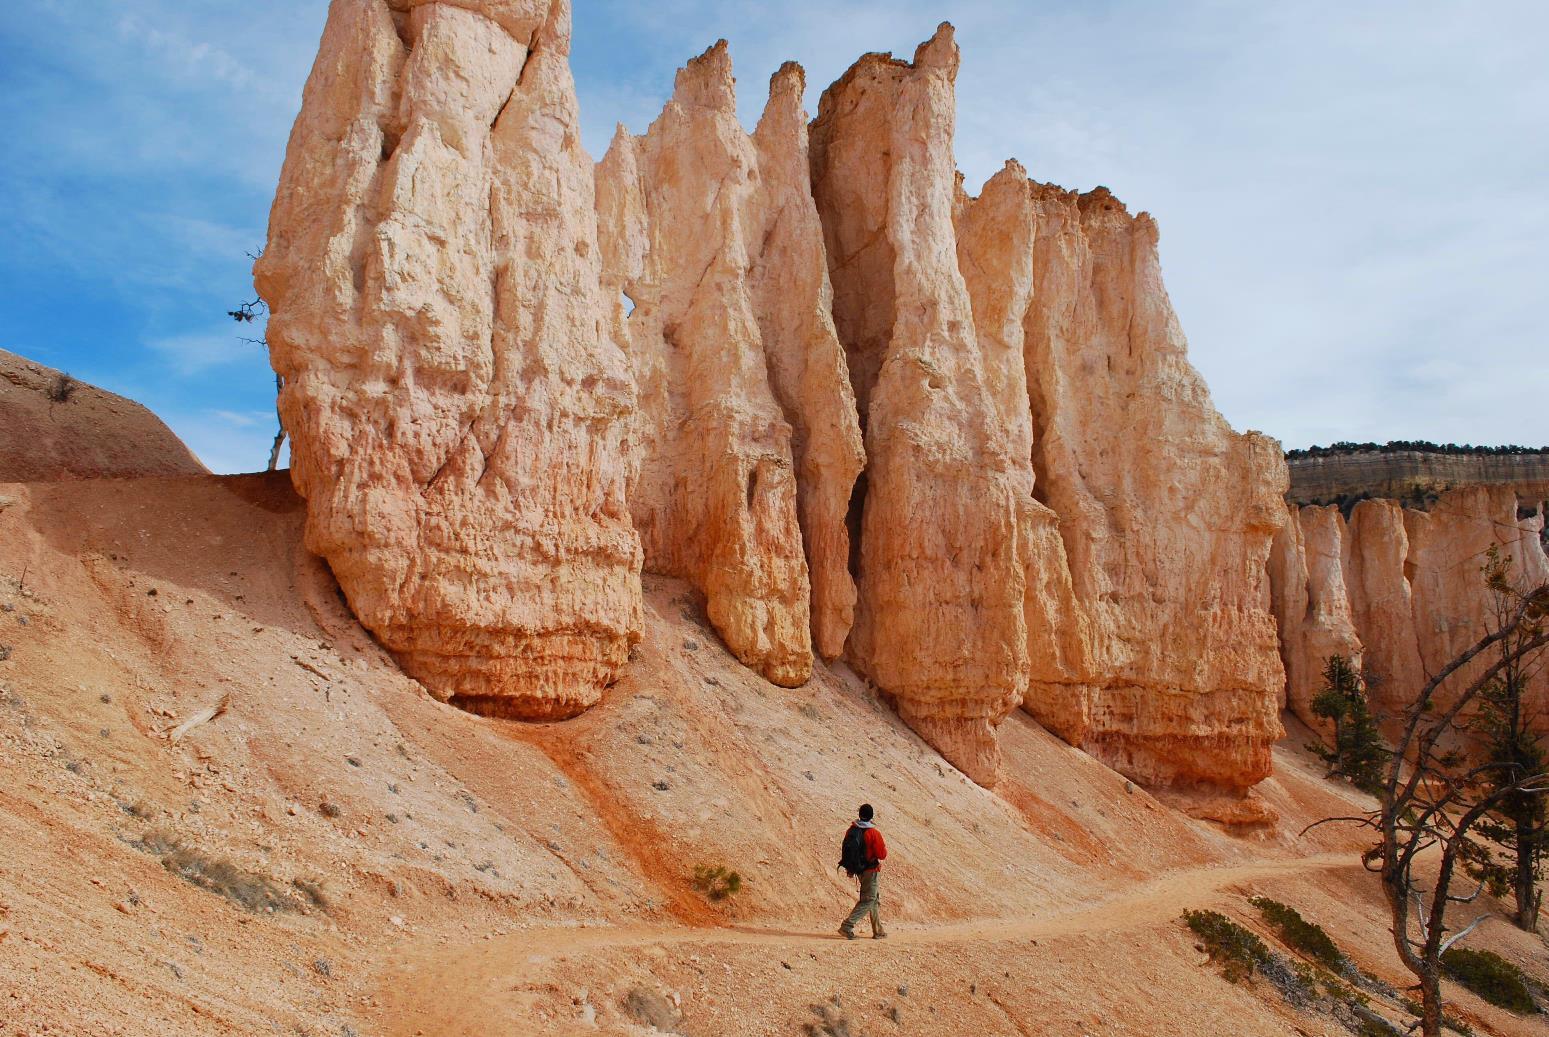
<box><xmin>837</xmin><ymin>803</ymin><xmax>887</xmax><ymax>940</ymax></box>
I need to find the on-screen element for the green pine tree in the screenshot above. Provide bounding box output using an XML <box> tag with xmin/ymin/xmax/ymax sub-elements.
<box><xmin>1310</xmin><ymin>654</ymin><xmax>1389</xmax><ymax>794</ymax></box>
<box><xmin>1465</xmin><ymin>547</ymin><xmax>1547</xmax><ymax>931</ymax></box>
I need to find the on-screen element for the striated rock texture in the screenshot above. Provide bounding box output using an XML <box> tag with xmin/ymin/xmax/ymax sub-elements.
<box><xmin>954</xmin><ymin>163</ymin><xmax>1090</xmax><ymax>728</ymax></box>
<box><xmin>808</xmin><ymin>33</ymin><xmax>1285</xmax><ymax>791</ymax></box>
<box><xmin>255</xmin><ymin>0</ymin><xmax>642</xmax><ymax>719</ymax></box>
<box><xmin>595</xmin><ymin>44</ymin><xmax>863</xmax><ymax>685</ymax></box>
<box><xmin>1273</xmin><ymin>487</ymin><xmax>1549</xmax><ymax>729</ymax></box>
<box><xmin>1288</xmin><ymin>449</ymin><xmax>1549</xmax><ymax>505</ymax></box>
<box><xmin>1404</xmin><ymin>487</ymin><xmax>1549</xmax><ymax>680</ymax></box>
<box><xmin>1267</xmin><ymin>504</ymin><xmax>1363</xmax><ymax>724</ymax></box>
<box><xmin>1009</xmin><ymin>182</ymin><xmax>1289</xmax><ymax>791</ymax></box>
<box><xmin>811</xmin><ymin>26</ymin><xmax>1037</xmax><ymax>786</ymax></box>
<box><xmin>1342</xmin><ymin>500</ymin><xmax>1426</xmax><ymax>721</ymax></box>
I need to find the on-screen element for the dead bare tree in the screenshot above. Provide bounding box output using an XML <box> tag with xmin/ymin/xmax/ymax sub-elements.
<box><xmin>227</xmin><ymin>277</ymin><xmax>286</xmax><ymax>471</ymax></box>
<box><xmin>1309</xmin><ymin>561</ymin><xmax>1549</xmax><ymax>1036</ymax></box>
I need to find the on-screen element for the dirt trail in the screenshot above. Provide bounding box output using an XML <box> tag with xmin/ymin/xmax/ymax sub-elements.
<box><xmin>375</xmin><ymin>850</ymin><xmax>1362</xmax><ymax>1036</ymax></box>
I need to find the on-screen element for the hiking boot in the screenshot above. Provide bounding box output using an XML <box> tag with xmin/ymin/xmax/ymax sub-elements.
<box><xmin>838</xmin><ymin>926</ymin><xmax>856</xmax><ymax>940</ymax></box>
<box><xmin>872</xmin><ymin>930</ymin><xmax>888</xmax><ymax>939</ymax></box>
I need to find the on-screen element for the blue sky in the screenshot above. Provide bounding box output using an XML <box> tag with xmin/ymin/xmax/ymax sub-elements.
<box><xmin>2</xmin><ymin>1</ymin><xmax>1545</xmax><ymax>473</ymax></box>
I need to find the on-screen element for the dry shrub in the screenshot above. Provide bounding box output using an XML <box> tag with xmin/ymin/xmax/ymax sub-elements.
<box><xmin>45</xmin><ymin>372</ymin><xmax>77</xmax><ymax>404</ymax></box>
<box><xmin>804</xmin><ymin>997</ymin><xmax>860</xmax><ymax>1037</ymax></box>
<box><xmin>135</xmin><ymin>829</ymin><xmax>298</xmax><ymax>914</ymax></box>
<box><xmin>691</xmin><ymin>864</ymin><xmax>742</xmax><ymax>902</ymax></box>
<box><xmin>621</xmin><ymin>987</ymin><xmax>682</xmax><ymax>1033</ymax></box>
<box><xmin>1250</xmin><ymin>896</ymin><xmax>1344</xmax><ymax>967</ymax></box>
<box><xmin>1183</xmin><ymin>909</ymin><xmax>1269</xmax><ymax>983</ymax></box>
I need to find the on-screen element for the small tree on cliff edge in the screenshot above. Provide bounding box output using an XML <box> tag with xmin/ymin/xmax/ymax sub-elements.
<box><xmin>1311</xmin><ymin>654</ymin><xmax>1389</xmax><ymax>794</ymax></box>
<box><xmin>228</xmin><ymin>248</ymin><xmax>286</xmax><ymax>472</ymax></box>
<box><xmin>1309</xmin><ymin>556</ymin><xmax>1549</xmax><ymax>1037</ymax></box>
<box><xmin>1465</xmin><ymin>546</ymin><xmax>1548</xmax><ymax>932</ymax></box>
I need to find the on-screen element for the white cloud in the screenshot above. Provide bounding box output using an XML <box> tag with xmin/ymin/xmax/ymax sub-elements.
<box><xmin>159</xmin><ymin>407</ymin><xmax>286</xmax><ymax>475</ymax></box>
<box><xmin>146</xmin><ymin>331</ymin><xmax>253</xmax><ymax>377</ymax></box>
<box><xmin>210</xmin><ymin>409</ymin><xmax>269</xmax><ymax>429</ymax></box>
<box><xmin>115</xmin><ymin>15</ymin><xmax>261</xmax><ymax>92</ymax></box>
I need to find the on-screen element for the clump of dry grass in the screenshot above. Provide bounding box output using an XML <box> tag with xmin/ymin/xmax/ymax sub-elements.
<box><xmin>804</xmin><ymin>997</ymin><xmax>860</xmax><ymax>1037</ymax></box>
<box><xmin>621</xmin><ymin>987</ymin><xmax>683</xmax><ymax>1033</ymax></box>
<box><xmin>291</xmin><ymin>877</ymin><xmax>329</xmax><ymax>911</ymax></box>
<box><xmin>134</xmin><ymin>830</ymin><xmax>299</xmax><ymax>914</ymax></box>
<box><xmin>691</xmin><ymin>864</ymin><xmax>743</xmax><ymax>902</ymax></box>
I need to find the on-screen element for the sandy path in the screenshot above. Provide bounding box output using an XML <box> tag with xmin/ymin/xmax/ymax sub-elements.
<box><xmin>375</xmin><ymin>850</ymin><xmax>1362</xmax><ymax>1035</ymax></box>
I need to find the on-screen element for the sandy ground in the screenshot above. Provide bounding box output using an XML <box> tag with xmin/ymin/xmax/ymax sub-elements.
<box><xmin>0</xmin><ymin>471</ymin><xmax>1545</xmax><ymax>1036</ymax></box>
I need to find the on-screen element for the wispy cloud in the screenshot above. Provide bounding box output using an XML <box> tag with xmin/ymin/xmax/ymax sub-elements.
<box><xmin>2</xmin><ymin>0</ymin><xmax>1546</xmax><ymax>478</ymax></box>
<box><xmin>210</xmin><ymin>409</ymin><xmax>268</xmax><ymax>429</ymax></box>
<box><xmin>157</xmin><ymin>406</ymin><xmax>286</xmax><ymax>475</ymax></box>
<box><xmin>115</xmin><ymin>15</ymin><xmax>262</xmax><ymax>93</ymax></box>
<box><xmin>146</xmin><ymin>330</ymin><xmax>254</xmax><ymax>377</ymax></box>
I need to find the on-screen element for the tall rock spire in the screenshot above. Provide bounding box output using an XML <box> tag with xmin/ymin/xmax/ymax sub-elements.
<box><xmin>811</xmin><ymin>25</ymin><xmax>1033</xmax><ymax>785</ymax></box>
<box><xmin>1016</xmin><ymin>183</ymin><xmax>1288</xmax><ymax>791</ymax></box>
<box><xmin>255</xmin><ymin>0</ymin><xmax>642</xmax><ymax>719</ymax></box>
<box><xmin>595</xmin><ymin>42</ymin><xmax>863</xmax><ymax>685</ymax></box>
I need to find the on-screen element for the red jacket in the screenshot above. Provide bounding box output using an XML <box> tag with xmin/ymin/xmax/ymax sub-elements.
<box><xmin>854</xmin><ymin>824</ymin><xmax>887</xmax><ymax>873</ymax></box>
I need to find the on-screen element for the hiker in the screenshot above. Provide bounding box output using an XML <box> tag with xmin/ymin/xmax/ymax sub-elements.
<box><xmin>836</xmin><ymin>803</ymin><xmax>887</xmax><ymax>940</ymax></box>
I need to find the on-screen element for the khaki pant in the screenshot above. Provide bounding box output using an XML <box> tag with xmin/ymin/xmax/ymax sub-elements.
<box><xmin>841</xmin><ymin>871</ymin><xmax>883</xmax><ymax>935</ymax></box>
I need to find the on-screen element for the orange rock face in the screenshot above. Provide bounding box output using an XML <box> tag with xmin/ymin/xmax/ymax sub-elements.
<box><xmin>255</xmin><ymin>0</ymin><xmax>642</xmax><ymax>719</ymax></box>
<box><xmin>1343</xmin><ymin>500</ymin><xmax>1427</xmax><ymax>720</ymax></box>
<box><xmin>1268</xmin><ymin>504</ymin><xmax>1364</xmax><ymax>725</ymax></box>
<box><xmin>594</xmin><ymin>44</ymin><xmax>863</xmax><ymax>686</ymax></box>
<box><xmin>1272</xmin><ymin>486</ymin><xmax>1549</xmax><ymax>729</ymax></box>
<box><xmin>1013</xmin><ymin>183</ymin><xmax>1289</xmax><ymax>790</ymax></box>
<box><xmin>261</xmin><ymin>10</ymin><xmax>1295</xmax><ymax>793</ymax></box>
<box><xmin>810</xmin><ymin>27</ymin><xmax>1036</xmax><ymax>785</ymax></box>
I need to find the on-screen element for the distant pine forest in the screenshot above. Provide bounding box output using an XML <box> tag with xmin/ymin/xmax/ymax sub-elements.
<box><xmin>1286</xmin><ymin>441</ymin><xmax>1549</xmax><ymax>461</ymax></box>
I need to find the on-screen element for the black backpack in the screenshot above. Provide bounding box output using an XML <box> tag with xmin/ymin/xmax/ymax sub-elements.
<box><xmin>838</xmin><ymin>824</ymin><xmax>872</xmax><ymax>877</ymax></box>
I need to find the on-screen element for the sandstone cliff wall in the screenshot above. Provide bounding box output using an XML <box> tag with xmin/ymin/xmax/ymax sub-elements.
<box><xmin>808</xmin><ymin>27</ymin><xmax>1035</xmax><ymax>785</ymax></box>
<box><xmin>264</xmin><ymin>8</ymin><xmax>1292</xmax><ymax>796</ymax></box>
<box><xmin>1267</xmin><ymin>504</ymin><xmax>1362</xmax><ymax>725</ymax></box>
<box><xmin>1271</xmin><ymin>486</ymin><xmax>1548</xmax><ymax>729</ymax></box>
<box><xmin>803</xmin><ymin>26</ymin><xmax>1286</xmax><ymax>792</ymax></box>
<box><xmin>255</xmin><ymin>0</ymin><xmax>642</xmax><ymax>720</ymax></box>
<box><xmin>1012</xmin><ymin>183</ymin><xmax>1288</xmax><ymax>791</ymax></box>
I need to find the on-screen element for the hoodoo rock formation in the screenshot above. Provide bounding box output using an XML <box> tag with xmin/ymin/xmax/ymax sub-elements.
<box><xmin>1012</xmin><ymin>183</ymin><xmax>1289</xmax><ymax>791</ymax></box>
<box><xmin>595</xmin><ymin>43</ymin><xmax>864</xmax><ymax>686</ymax></box>
<box><xmin>1271</xmin><ymin>486</ymin><xmax>1549</xmax><ymax>729</ymax></box>
<box><xmin>810</xmin><ymin>27</ymin><xmax>1036</xmax><ymax>785</ymax></box>
<box><xmin>255</xmin><ymin>0</ymin><xmax>642</xmax><ymax>720</ymax></box>
<box><xmin>1267</xmin><ymin>505</ymin><xmax>1363</xmax><ymax>722</ymax></box>
<box><xmin>262</xmin><ymin>8</ymin><xmax>1293</xmax><ymax>793</ymax></box>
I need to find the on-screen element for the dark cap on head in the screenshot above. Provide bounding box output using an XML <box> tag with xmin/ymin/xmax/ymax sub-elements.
<box><xmin>858</xmin><ymin>803</ymin><xmax>873</xmax><ymax>821</ymax></box>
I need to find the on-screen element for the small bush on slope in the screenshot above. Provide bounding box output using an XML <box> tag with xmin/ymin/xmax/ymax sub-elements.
<box><xmin>691</xmin><ymin>863</ymin><xmax>743</xmax><ymax>902</ymax></box>
<box><xmin>133</xmin><ymin>829</ymin><xmax>300</xmax><ymax>914</ymax></box>
<box><xmin>621</xmin><ymin>987</ymin><xmax>683</xmax><ymax>1034</ymax></box>
<box><xmin>1440</xmin><ymin>948</ymin><xmax>1537</xmax><ymax>1015</ymax></box>
<box><xmin>45</xmin><ymin>372</ymin><xmax>77</xmax><ymax>404</ymax></box>
<box><xmin>1183</xmin><ymin>909</ymin><xmax>1269</xmax><ymax>983</ymax></box>
<box><xmin>804</xmin><ymin>997</ymin><xmax>861</xmax><ymax>1037</ymax></box>
<box><xmin>1250</xmin><ymin>896</ymin><xmax>1344</xmax><ymax>967</ymax></box>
